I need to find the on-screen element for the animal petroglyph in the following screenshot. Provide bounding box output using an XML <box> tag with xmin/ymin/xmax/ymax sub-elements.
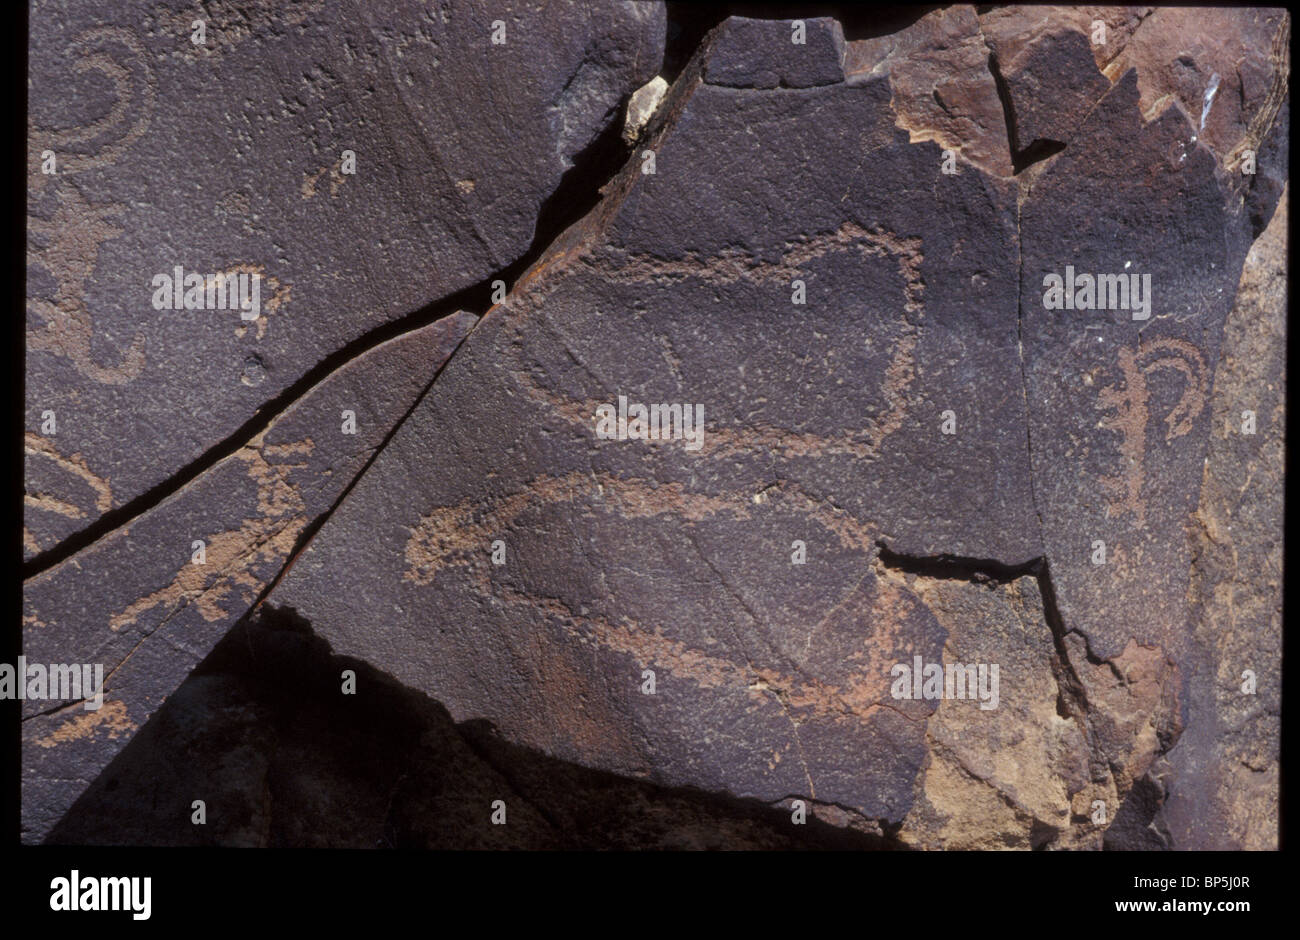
<box><xmin>589</xmin><ymin>221</ymin><xmax>925</xmax><ymax>315</ymax></box>
<box><xmin>511</xmin><ymin>223</ymin><xmax>923</xmax><ymax>459</ymax></box>
<box><xmin>404</xmin><ymin>471</ymin><xmax>882</xmax><ymax>590</ymax></box>
<box><xmin>1096</xmin><ymin>338</ymin><xmax>1208</xmax><ymax>526</ymax></box>
<box><xmin>223</xmin><ymin>264</ymin><xmax>292</xmax><ymax>340</ymax></box>
<box><xmin>33</xmin><ymin>699</ymin><xmax>137</xmax><ymax>750</ymax></box>
<box><xmin>399</xmin><ymin>227</ymin><xmax>930</xmax><ymax>750</ymax></box>
<box><xmin>403</xmin><ymin>471</ymin><xmax>920</xmax><ymax>757</ymax></box>
<box><xmin>109</xmin><ymin>440</ymin><xmax>314</xmax><ymax>632</ymax></box>
<box><xmin>27</xmin><ymin>184</ymin><xmax>146</xmax><ymax>385</ymax></box>
<box><xmin>24</xmin><ymin>432</ymin><xmax>114</xmax><ymax>556</ymax></box>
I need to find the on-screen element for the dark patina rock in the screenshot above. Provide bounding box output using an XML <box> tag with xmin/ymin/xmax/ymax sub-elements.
<box><xmin>271</xmin><ymin>14</ymin><xmax>1283</xmax><ymax>846</ymax></box>
<box><xmin>21</xmin><ymin>313</ymin><xmax>474</xmax><ymax>843</ymax></box>
<box><xmin>1020</xmin><ymin>70</ymin><xmax>1259</xmax><ymax>663</ymax></box>
<box><xmin>25</xmin><ymin>0</ymin><xmax>664</xmax><ymax>558</ymax></box>
<box><xmin>984</xmin><ymin>25</ymin><xmax>1110</xmax><ymax>150</ymax></box>
<box><xmin>704</xmin><ymin>16</ymin><xmax>845</xmax><ymax>89</ymax></box>
<box><xmin>1159</xmin><ymin>187</ymin><xmax>1286</xmax><ymax>850</ymax></box>
<box><xmin>45</xmin><ymin>606</ymin><xmax>898</xmax><ymax>849</ymax></box>
<box><xmin>272</xmin><ymin>28</ymin><xmax>1039</xmax><ymax>824</ymax></box>
<box><xmin>22</xmin><ymin>5</ymin><xmax>1285</xmax><ymax>850</ymax></box>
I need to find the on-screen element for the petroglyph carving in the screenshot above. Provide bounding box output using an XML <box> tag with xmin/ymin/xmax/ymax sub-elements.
<box><xmin>1096</xmin><ymin>338</ymin><xmax>1208</xmax><ymax>525</ymax></box>
<box><xmin>590</xmin><ymin>222</ymin><xmax>924</xmax><ymax>316</ymax></box>
<box><xmin>27</xmin><ymin>185</ymin><xmax>146</xmax><ymax>385</ymax></box>
<box><xmin>109</xmin><ymin>440</ymin><xmax>314</xmax><ymax>632</ymax></box>
<box><xmin>512</xmin><ymin>224</ymin><xmax>923</xmax><ymax>458</ymax></box>
<box><xmin>27</xmin><ymin>27</ymin><xmax>155</xmax><ymax>187</ymax></box>
<box><xmin>404</xmin><ymin>471</ymin><xmax>882</xmax><ymax>590</ymax></box>
<box><xmin>24</xmin><ymin>432</ymin><xmax>114</xmax><ymax>555</ymax></box>
<box><xmin>28</xmin><ymin>27</ymin><xmax>153</xmax><ymax>384</ymax></box>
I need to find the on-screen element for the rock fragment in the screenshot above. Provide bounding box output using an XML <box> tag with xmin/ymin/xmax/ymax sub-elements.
<box><xmin>984</xmin><ymin>25</ymin><xmax>1109</xmax><ymax>151</ymax></box>
<box><xmin>1161</xmin><ymin>187</ymin><xmax>1286</xmax><ymax>850</ymax></box>
<box><xmin>623</xmin><ymin>76</ymin><xmax>669</xmax><ymax>145</ymax></box>
<box><xmin>844</xmin><ymin>5</ymin><xmax>1013</xmax><ymax>176</ymax></box>
<box><xmin>977</xmin><ymin>5</ymin><xmax>1290</xmax><ymax>177</ymax></box>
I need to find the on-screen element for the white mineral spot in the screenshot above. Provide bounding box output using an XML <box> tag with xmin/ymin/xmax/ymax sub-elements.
<box><xmin>1200</xmin><ymin>73</ymin><xmax>1221</xmax><ymax>133</ymax></box>
<box><xmin>623</xmin><ymin>75</ymin><xmax>669</xmax><ymax>145</ymax></box>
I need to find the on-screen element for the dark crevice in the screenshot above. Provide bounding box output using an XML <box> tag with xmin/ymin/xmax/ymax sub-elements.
<box><xmin>1017</xmin><ymin>137</ymin><xmax>1067</xmax><ymax>167</ymax></box>
<box><xmin>663</xmin><ymin>3</ymin><xmax>728</xmax><ymax>84</ymax></box>
<box><xmin>1029</xmin><ymin>818</ymin><xmax>1059</xmax><ymax>850</ymax></box>
<box><xmin>875</xmin><ymin>542</ymin><xmax>1040</xmax><ymax>584</ymax></box>
<box><xmin>874</xmin><ymin>544</ymin><xmax>1094</xmax><ymax>738</ymax></box>
<box><xmin>248</xmin><ymin>317</ymin><xmax>472</xmax><ymax>616</ymax></box>
<box><xmin>23</xmin><ymin>297</ymin><xmax>471</xmax><ymax>581</ymax></box>
<box><xmin>517</xmin><ymin>78</ymin><xmax>641</xmax><ymax>272</ymax></box>
<box><xmin>989</xmin><ymin>51</ymin><xmax>1021</xmax><ymax>154</ymax></box>
<box><xmin>1034</xmin><ymin>559</ymin><xmax>1096</xmax><ymax>723</ymax></box>
<box><xmin>875</xmin><ymin>541</ymin><xmax>1192</xmax><ymax>827</ymax></box>
<box><xmin>836</xmin><ymin>6</ymin><xmax>939</xmax><ymax>41</ymax></box>
<box><xmin>1103</xmin><ymin>773</ymin><xmax>1173</xmax><ymax>850</ymax></box>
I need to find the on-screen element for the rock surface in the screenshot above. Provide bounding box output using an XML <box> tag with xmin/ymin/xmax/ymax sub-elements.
<box><xmin>270</xmin><ymin>11</ymin><xmax>1283</xmax><ymax>846</ymax></box>
<box><xmin>47</xmin><ymin>606</ymin><xmax>896</xmax><ymax>849</ymax></box>
<box><xmin>274</xmin><ymin>46</ymin><xmax>1034</xmax><ymax>823</ymax></box>
<box><xmin>25</xmin><ymin>0</ymin><xmax>664</xmax><ymax>558</ymax></box>
<box><xmin>844</xmin><ymin>6</ymin><xmax>1013</xmax><ymax>176</ymax></box>
<box><xmin>1164</xmin><ymin>186</ymin><xmax>1286</xmax><ymax>850</ymax></box>
<box><xmin>23</xmin><ymin>4</ymin><xmax>1285</xmax><ymax>849</ymax></box>
<box><xmin>705</xmin><ymin>16</ymin><xmax>845</xmax><ymax>89</ymax></box>
<box><xmin>21</xmin><ymin>313</ymin><xmax>474</xmax><ymax>842</ymax></box>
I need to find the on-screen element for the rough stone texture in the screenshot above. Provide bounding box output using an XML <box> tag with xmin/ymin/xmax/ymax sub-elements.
<box><xmin>274</xmin><ymin>41</ymin><xmax>1043</xmax><ymax>825</ymax></box>
<box><xmin>891</xmin><ymin>567</ymin><xmax>1178</xmax><ymax>850</ymax></box>
<box><xmin>21</xmin><ymin>313</ymin><xmax>475</xmax><ymax>843</ymax></box>
<box><xmin>47</xmin><ymin>606</ymin><xmax>896</xmax><ymax>849</ymax></box>
<box><xmin>1020</xmin><ymin>67</ymin><xmax>1254</xmax><ymax>664</ymax></box>
<box><xmin>705</xmin><ymin>16</ymin><xmax>845</xmax><ymax>89</ymax></box>
<box><xmin>25</xmin><ymin>0</ymin><xmax>664</xmax><ymax>558</ymax></box>
<box><xmin>23</xmin><ymin>6</ymin><xmax>1285</xmax><ymax>850</ymax></box>
<box><xmin>979</xmin><ymin>6</ymin><xmax>1290</xmax><ymax>181</ymax></box>
<box><xmin>1095</xmin><ymin>8</ymin><xmax>1289</xmax><ymax>167</ymax></box>
<box><xmin>985</xmin><ymin>24</ymin><xmax>1109</xmax><ymax>151</ymax></box>
<box><xmin>844</xmin><ymin>5</ymin><xmax>1014</xmax><ymax>176</ymax></box>
<box><xmin>1015</xmin><ymin>57</ymin><xmax>1285</xmax><ymax>853</ymax></box>
<box><xmin>1163</xmin><ymin>187</ymin><xmax>1286</xmax><ymax>850</ymax></box>
<box><xmin>270</xmin><ymin>13</ymin><xmax>1282</xmax><ymax>848</ymax></box>
<box><xmin>977</xmin><ymin>6</ymin><xmax>1154</xmax><ymax>80</ymax></box>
